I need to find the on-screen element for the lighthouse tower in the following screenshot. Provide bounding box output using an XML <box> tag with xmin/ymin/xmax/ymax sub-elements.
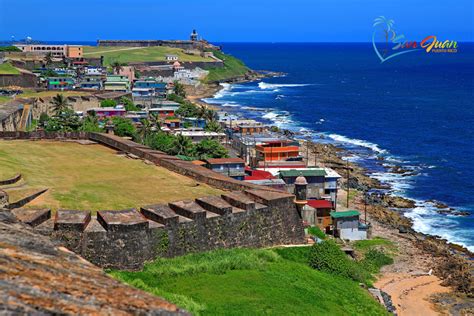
<box><xmin>190</xmin><ymin>29</ymin><xmax>198</xmax><ymax>41</ymax></box>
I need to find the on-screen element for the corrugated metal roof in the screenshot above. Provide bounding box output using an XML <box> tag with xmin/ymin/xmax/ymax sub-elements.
<box><xmin>279</xmin><ymin>169</ymin><xmax>326</xmax><ymax>177</ymax></box>
<box><xmin>330</xmin><ymin>210</ymin><xmax>360</xmax><ymax>218</ymax></box>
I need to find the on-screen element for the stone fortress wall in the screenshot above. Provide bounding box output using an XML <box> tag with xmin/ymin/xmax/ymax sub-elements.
<box><xmin>0</xmin><ymin>131</ymin><xmax>305</xmax><ymax>270</ymax></box>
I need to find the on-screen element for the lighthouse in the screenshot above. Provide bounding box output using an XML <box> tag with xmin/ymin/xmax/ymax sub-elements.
<box><xmin>190</xmin><ymin>29</ymin><xmax>198</xmax><ymax>41</ymax></box>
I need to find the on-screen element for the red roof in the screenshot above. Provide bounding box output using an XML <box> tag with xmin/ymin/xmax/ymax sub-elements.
<box><xmin>206</xmin><ymin>158</ymin><xmax>245</xmax><ymax>165</ymax></box>
<box><xmin>307</xmin><ymin>200</ymin><xmax>333</xmax><ymax>209</ymax></box>
<box><xmin>244</xmin><ymin>167</ymin><xmax>275</xmax><ymax>180</ymax></box>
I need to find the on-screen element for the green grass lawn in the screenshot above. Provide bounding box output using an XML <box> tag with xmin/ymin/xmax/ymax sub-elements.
<box><xmin>83</xmin><ymin>46</ymin><xmax>214</xmax><ymax>65</ymax></box>
<box><xmin>0</xmin><ymin>62</ymin><xmax>20</xmax><ymax>75</ymax></box>
<box><xmin>110</xmin><ymin>247</ymin><xmax>388</xmax><ymax>315</ymax></box>
<box><xmin>0</xmin><ymin>140</ymin><xmax>222</xmax><ymax>211</ymax></box>
<box><xmin>204</xmin><ymin>50</ymin><xmax>249</xmax><ymax>83</ymax></box>
<box><xmin>0</xmin><ymin>96</ymin><xmax>11</xmax><ymax>104</ymax></box>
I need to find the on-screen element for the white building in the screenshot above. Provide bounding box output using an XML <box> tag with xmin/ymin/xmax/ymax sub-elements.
<box><xmin>165</xmin><ymin>54</ymin><xmax>179</xmax><ymax>61</ymax></box>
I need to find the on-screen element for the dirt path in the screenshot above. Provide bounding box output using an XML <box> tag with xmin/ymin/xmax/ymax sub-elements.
<box><xmin>83</xmin><ymin>46</ymin><xmax>144</xmax><ymax>56</ymax></box>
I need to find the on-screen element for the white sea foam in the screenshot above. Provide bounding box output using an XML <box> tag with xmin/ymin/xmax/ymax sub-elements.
<box><xmin>405</xmin><ymin>202</ymin><xmax>474</xmax><ymax>252</ymax></box>
<box><xmin>221</xmin><ymin>102</ymin><xmax>240</xmax><ymax>107</ymax></box>
<box><xmin>258</xmin><ymin>82</ymin><xmax>313</xmax><ymax>90</ymax></box>
<box><xmin>327</xmin><ymin>133</ymin><xmax>388</xmax><ymax>154</ymax></box>
<box><xmin>213</xmin><ymin>83</ymin><xmax>232</xmax><ymax>99</ymax></box>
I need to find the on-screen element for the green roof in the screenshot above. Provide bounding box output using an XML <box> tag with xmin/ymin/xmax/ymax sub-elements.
<box><xmin>330</xmin><ymin>210</ymin><xmax>360</xmax><ymax>219</ymax></box>
<box><xmin>279</xmin><ymin>169</ymin><xmax>326</xmax><ymax>178</ymax></box>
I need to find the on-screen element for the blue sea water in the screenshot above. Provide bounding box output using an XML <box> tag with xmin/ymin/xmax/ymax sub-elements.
<box><xmin>205</xmin><ymin>43</ymin><xmax>474</xmax><ymax>251</ymax></box>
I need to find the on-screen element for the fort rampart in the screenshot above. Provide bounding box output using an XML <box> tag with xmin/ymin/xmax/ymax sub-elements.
<box><xmin>0</xmin><ymin>131</ymin><xmax>305</xmax><ymax>270</ymax></box>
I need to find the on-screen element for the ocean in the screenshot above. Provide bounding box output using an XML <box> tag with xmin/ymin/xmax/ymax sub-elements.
<box><xmin>204</xmin><ymin>43</ymin><xmax>474</xmax><ymax>251</ymax></box>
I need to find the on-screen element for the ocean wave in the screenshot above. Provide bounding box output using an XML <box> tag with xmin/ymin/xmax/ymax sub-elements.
<box><xmin>221</xmin><ymin>102</ymin><xmax>240</xmax><ymax>107</ymax></box>
<box><xmin>213</xmin><ymin>83</ymin><xmax>232</xmax><ymax>99</ymax></box>
<box><xmin>327</xmin><ymin>133</ymin><xmax>388</xmax><ymax>154</ymax></box>
<box><xmin>230</xmin><ymin>89</ymin><xmax>278</xmax><ymax>96</ymax></box>
<box><xmin>258</xmin><ymin>82</ymin><xmax>313</xmax><ymax>90</ymax></box>
<box><xmin>405</xmin><ymin>202</ymin><xmax>474</xmax><ymax>252</ymax></box>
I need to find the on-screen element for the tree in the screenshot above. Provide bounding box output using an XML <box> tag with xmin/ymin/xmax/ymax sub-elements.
<box><xmin>38</xmin><ymin>112</ymin><xmax>49</xmax><ymax>127</ymax></box>
<box><xmin>120</xmin><ymin>96</ymin><xmax>139</xmax><ymax>111</ymax></box>
<box><xmin>175</xmin><ymin>101</ymin><xmax>199</xmax><ymax>118</ymax></box>
<box><xmin>100</xmin><ymin>99</ymin><xmax>117</xmax><ymax>108</ymax></box>
<box><xmin>203</xmin><ymin>109</ymin><xmax>218</xmax><ymax>122</ymax></box>
<box><xmin>80</xmin><ymin>112</ymin><xmax>102</xmax><ymax>132</ymax></box>
<box><xmin>112</xmin><ymin>117</ymin><xmax>136</xmax><ymax>138</ymax></box>
<box><xmin>204</xmin><ymin>120</ymin><xmax>223</xmax><ymax>132</ymax></box>
<box><xmin>173</xmin><ymin>81</ymin><xmax>186</xmax><ymax>97</ymax></box>
<box><xmin>44</xmin><ymin>52</ymin><xmax>53</xmax><ymax>66</ymax></box>
<box><xmin>193</xmin><ymin>138</ymin><xmax>228</xmax><ymax>159</ymax></box>
<box><xmin>172</xmin><ymin>134</ymin><xmax>194</xmax><ymax>156</ymax></box>
<box><xmin>51</xmin><ymin>94</ymin><xmax>70</xmax><ymax>116</ymax></box>
<box><xmin>44</xmin><ymin>109</ymin><xmax>81</xmax><ymax>132</ymax></box>
<box><xmin>110</xmin><ymin>61</ymin><xmax>124</xmax><ymax>74</ymax></box>
<box><xmin>144</xmin><ymin>132</ymin><xmax>175</xmax><ymax>154</ymax></box>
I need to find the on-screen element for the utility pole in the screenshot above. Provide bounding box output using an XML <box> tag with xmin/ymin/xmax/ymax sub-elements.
<box><xmin>364</xmin><ymin>191</ymin><xmax>368</xmax><ymax>224</ymax></box>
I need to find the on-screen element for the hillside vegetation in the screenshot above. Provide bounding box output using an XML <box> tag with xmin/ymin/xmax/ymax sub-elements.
<box><xmin>0</xmin><ymin>62</ymin><xmax>20</xmax><ymax>75</ymax></box>
<box><xmin>83</xmin><ymin>46</ymin><xmax>214</xmax><ymax>65</ymax></box>
<box><xmin>110</xmin><ymin>247</ymin><xmax>389</xmax><ymax>315</ymax></box>
<box><xmin>204</xmin><ymin>50</ymin><xmax>249</xmax><ymax>83</ymax></box>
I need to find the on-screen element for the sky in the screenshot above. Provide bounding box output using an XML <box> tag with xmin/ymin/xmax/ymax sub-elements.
<box><xmin>0</xmin><ymin>0</ymin><xmax>473</xmax><ymax>42</ymax></box>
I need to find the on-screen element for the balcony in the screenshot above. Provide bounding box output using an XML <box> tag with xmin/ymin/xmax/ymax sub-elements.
<box><xmin>255</xmin><ymin>145</ymin><xmax>299</xmax><ymax>154</ymax></box>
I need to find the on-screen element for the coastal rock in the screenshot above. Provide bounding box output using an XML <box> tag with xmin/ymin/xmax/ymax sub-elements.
<box><xmin>427</xmin><ymin>200</ymin><xmax>449</xmax><ymax>209</ymax></box>
<box><xmin>437</xmin><ymin>209</ymin><xmax>471</xmax><ymax>217</ymax></box>
<box><xmin>383</xmin><ymin>195</ymin><xmax>416</xmax><ymax>209</ymax></box>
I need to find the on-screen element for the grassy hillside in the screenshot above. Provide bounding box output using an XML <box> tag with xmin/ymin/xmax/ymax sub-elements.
<box><xmin>0</xmin><ymin>62</ymin><xmax>20</xmax><ymax>75</ymax></box>
<box><xmin>204</xmin><ymin>50</ymin><xmax>249</xmax><ymax>83</ymax></box>
<box><xmin>83</xmin><ymin>46</ymin><xmax>214</xmax><ymax>65</ymax></box>
<box><xmin>110</xmin><ymin>247</ymin><xmax>387</xmax><ymax>315</ymax></box>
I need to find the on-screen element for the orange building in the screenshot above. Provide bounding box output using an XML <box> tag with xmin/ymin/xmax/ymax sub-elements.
<box><xmin>66</xmin><ymin>46</ymin><xmax>83</xmax><ymax>58</ymax></box>
<box><xmin>255</xmin><ymin>140</ymin><xmax>300</xmax><ymax>162</ymax></box>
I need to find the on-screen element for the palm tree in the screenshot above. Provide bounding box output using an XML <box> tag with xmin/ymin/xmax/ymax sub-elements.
<box><xmin>44</xmin><ymin>52</ymin><xmax>53</xmax><ymax>66</ymax></box>
<box><xmin>51</xmin><ymin>94</ymin><xmax>70</xmax><ymax>116</ymax></box>
<box><xmin>173</xmin><ymin>134</ymin><xmax>193</xmax><ymax>156</ymax></box>
<box><xmin>373</xmin><ymin>16</ymin><xmax>395</xmax><ymax>57</ymax></box>
<box><xmin>110</xmin><ymin>61</ymin><xmax>124</xmax><ymax>74</ymax></box>
<box><xmin>204</xmin><ymin>109</ymin><xmax>218</xmax><ymax>122</ymax></box>
<box><xmin>196</xmin><ymin>105</ymin><xmax>207</xmax><ymax>119</ymax></box>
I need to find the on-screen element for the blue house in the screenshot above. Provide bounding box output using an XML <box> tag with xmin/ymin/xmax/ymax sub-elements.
<box><xmin>134</xmin><ymin>78</ymin><xmax>166</xmax><ymax>94</ymax></box>
<box><xmin>183</xmin><ymin>117</ymin><xmax>206</xmax><ymax>129</ymax></box>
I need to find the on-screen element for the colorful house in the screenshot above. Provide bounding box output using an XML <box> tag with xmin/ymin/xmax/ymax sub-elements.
<box><xmin>255</xmin><ymin>139</ymin><xmax>300</xmax><ymax>162</ymax></box>
<box><xmin>86</xmin><ymin>107</ymin><xmax>126</xmax><ymax>119</ymax></box>
<box><xmin>104</xmin><ymin>75</ymin><xmax>130</xmax><ymax>92</ymax></box>
<box><xmin>331</xmin><ymin>210</ymin><xmax>368</xmax><ymax>241</ymax></box>
<box><xmin>47</xmin><ymin>77</ymin><xmax>75</xmax><ymax>90</ymax></box>
<box><xmin>148</xmin><ymin>107</ymin><xmax>177</xmax><ymax>118</ymax></box>
<box><xmin>205</xmin><ymin>158</ymin><xmax>246</xmax><ymax>180</ymax></box>
<box><xmin>304</xmin><ymin>199</ymin><xmax>334</xmax><ymax>232</ymax></box>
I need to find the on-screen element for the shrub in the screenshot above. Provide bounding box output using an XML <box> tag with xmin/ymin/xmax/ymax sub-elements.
<box><xmin>307</xmin><ymin>226</ymin><xmax>326</xmax><ymax>239</ymax></box>
<box><xmin>120</xmin><ymin>96</ymin><xmax>139</xmax><ymax>111</ymax></box>
<box><xmin>308</xmin><ymin>240</ymin><xmax>370</xmax><ymax>283</ymax></box>
<box><xmin>100</xmin><ymin>99</ymin><xmax>117</xmax><ymax>108</ymax></box>
<box><xmin>361</xmin><ymin>249</ymin><xmax>393</xmax><ymax>273</ymax></box>
<box><xmin>112</xmin><ymin>117</ymin><xmax>136</xmax><ymax>138</ymax></box>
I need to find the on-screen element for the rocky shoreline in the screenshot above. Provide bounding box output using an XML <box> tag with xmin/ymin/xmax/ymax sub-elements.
<box><xmin>186</xmin><ymin>76</ymin><xmax>473</xmax><ymax>312</ymax></box>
